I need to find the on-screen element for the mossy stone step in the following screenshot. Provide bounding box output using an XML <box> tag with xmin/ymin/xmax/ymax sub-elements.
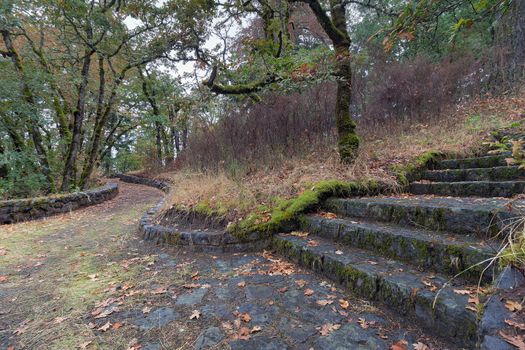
<box><xmin>433</xmin><ymin>155</ymin><xmax>508</xmax><ymax>170</ymax></box>
<box><xmin>324</xmin><ymin>196</ymin><xmax>525</xmax><ymax>237</ymax></box>
<box><xmin>422</xmin><ymin>166</ymin><xmax>525</xmax><ymax>182</ymax></box>
<box><xmin>302</xmin><ymin>215</ymin><xmax>496</xmax><ymax>283</ymax></box>
<box><xmin>409</xmin><ymin>180</ymin><xmax>525</xmax><ymax>198</ymax></box>
<box><xmin>272</xmin><ymin>234</ymin><xmax>479</xmax><ymax>348</ymax></box>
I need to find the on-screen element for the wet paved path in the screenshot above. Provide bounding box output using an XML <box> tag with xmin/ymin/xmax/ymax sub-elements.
<box><xmin>0</xmin><ymin>181</ymin><xmax>447</xmax><ymax>349</ymax></box>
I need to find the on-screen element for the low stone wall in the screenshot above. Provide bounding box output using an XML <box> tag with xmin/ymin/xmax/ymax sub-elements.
<box><xmin>115</xmin><ymin>174</ymin><xmax>170</xmax><ymax>193</ymax></box>
<box><xmin>117</xmin><ymin>173</ymin><xmax>270</xmax><ymax>252</ymax></box>
<box><xmin>139</xmin><ymin>202</ymin><xmax>271</xmax><ymax>253</ymax></box>
<box><xmin>0</xmin><ymin>183</ymin><xmax>118</xmax><ymax>225</ymax></box>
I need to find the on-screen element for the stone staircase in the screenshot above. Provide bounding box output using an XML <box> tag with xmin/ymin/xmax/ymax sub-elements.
<box><xmin>273</xmin><ymin>153</ymin><xmax>525</xmax><ymax>348</ymax></box>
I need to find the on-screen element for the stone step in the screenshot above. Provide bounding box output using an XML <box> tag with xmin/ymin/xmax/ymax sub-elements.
<box><xmin>421</xmin><ymin>166</ymin><xmax>525</xmax><ymax>182</ymax></box>
<box><xmin>409</xmin><ymin>180</ymin><xmax>525</xmax><ymax>198</ymax></box>
<box><xmin>302</xmin><ymin>215</ymin><xmax>496</xmax><ymax>283</ymax></box>
<box><xmin>433</xmin><ymin>155</ymin><xmax>509</xmax><ymax>170</ymax></box>
<box><xmin>272</xmin><ymin>234</ymin><xmax>479</xmax><ymax>348</ymax></box>
<box><xmin>324</xmin><ymin>196</ymin><xmax>525</xmax><ymax>237</ymax></box>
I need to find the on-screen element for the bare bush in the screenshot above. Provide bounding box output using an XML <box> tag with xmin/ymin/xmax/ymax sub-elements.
<box><xmin>179</xmin><ymin>52</ymin><xmax>519</xmax><ymax>173</ymax></box>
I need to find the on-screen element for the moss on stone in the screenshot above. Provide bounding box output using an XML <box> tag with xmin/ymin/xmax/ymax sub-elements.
<box><xmin>228</xmin><ymin>179</ymin><xmax>384</xmax><ymax>241</ymax></box>
<box><xmin>340</xmin><ymin>267</ymin><xmax>376</xmax><ymax>296</ymax></box>
<box><xmin>391</xmin><ymin>150</ymin><xmax>447</xmax><ymax>187</ymax></box>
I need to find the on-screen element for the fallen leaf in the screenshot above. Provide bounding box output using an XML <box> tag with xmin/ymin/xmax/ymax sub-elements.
<box><xmin>87</xmin><ymin>322</ymin><xmax>96</xmax><ymax>329</ymax></box>
<box><xmin>505</xmin><ymin>319</ymin><xmax>525</xmax><ymax>331</ymax></box>
<box><xmin>339</xmin><ymin>299</ymin><xmax>349</xmax><ymax>309</ymax></box>
<box><xmin>422</xmin><ymin>280</ymin><xmax>437</xmax><ymax>292</ymax></box>
<box><xmin>465</xmin><ymin>305</ymin><xmax>478</xmax><ymax>312</ymax></box>
<box><xmin>0</xmin><ymin>249</ymin><xmax>7</xmax><ymax>256</ymax></box>
<box><xmin>412</xmin><ymin>342</ymin><xmax>430</xmax><ymax>350</ymax></box>
<box><xmin>0</xmin><ymin>275</ymin><xmax>8</xmax><ymax>283</ymax></box>
<box><xmin>316</xmin><ymin>299</ymin><xmax>334</xmax><ymax>306</ymax></box>
<box><xmin>453</xmin><ymin>289</ymin><xmax>472</xmax><ymax>295</ymax></box>
<box><xmin>221</xmin><ymin>321</ymin><xmax>233</xmax><ymax>330</ymax></box>
<box><xmin>357</xmin><ymin>318</ymin><xmax>369</xmax><ymax>329</ymax></box>
<box><xmin>237</xmin><ymin>281</ymin><xmax>246</xmax><ymax>288</ymax></box>
<box><xmin>94</xmin><ymin>307</ymin><xmax>119</xmax><ymax>319</ymax></box>
<box><xmin>295</xmin><ymin>279</ymin><xmax>307</xmax><ymax>288</ymax></box>
<box><xmin>335</xmin><ymin>250</ymin><xmax>343</xmax><ymax>255</ymax></box>
<box><xmin>318</xmin><ymin>323</ymin><xmax>341</xmax><ymax>336</ymax></box>
<box><xmin>307</xmin><ymin>240</ymin><xmax>319</xmax><ymax>247</ymax></box>
<box><xmin>505</xmin><ymin>300</ymin><xmax>523</xmax><ymax>312</ymax></box>
<box><xmin>240</xmin><ymin>313</ymin><xmax>251</xmax><ymax>323</ymax></box>
<box><xmin>290</xmin><ymin>231</ymin><xmax>309</xmax><ymax>237</ymax></box>
<box><xmin>250</xmin><ymin>325</ymin><xmax>262</xmax><ymax>333</ymax></box>
<box><xmin>190</xmin><ymin>310</ymin><xmax>201</xmax><ymax>320</ymax></box>
<box><xmin>88</xmin><ymin>274</ymin><xmax>99</xmax><ymax>281</ymax></box>
<box><xmin>304</xmin><ymin>289</ymin><xmax>314</xmax><ymax>296</ymax></box>
<box><xmin>499</xmin><ymin>330</ymin><xmax>525</xmax><ymax>349</ymax></box>
<box><xmin>236</xmin><ymin>327</ymin><xmax>251</xmax><ymax>340</ymax></box>
<box><xmin>126</xmin><ymin>338</ymin><xmax>141</xmax><ymax>350</ymax></box>
<box><xmin>98</xmin><ymin>322</ymin><xmax>111</xmax><ymax>332</ymax></box>
<box><xmin>183</xmin><ymin>283</ymin><xmax>201</xmax><ymax>289</ymax></box>
<box><xmin>142</xmin><ymin>306</ymin><xmax>151</xmax><ymax>314</ymax></box>
<box><xmin>318</xmin><ymin>212</ymin><xmax>337</xmax><ymax>219</ymax></box>
<box><xmin>468</xmin><ymin>296</ymin><xmax>479</xmax><ymax>305</ymax></box>
<box><xmin>278</xmin><ymin>287</ymin><xmax>288</xmax><ymax>293</ymax></box>
<box><xmin>390</xmin><ymin>339</ymin><xmax>408</xmax><ymax>350</ymax></box>
<box><xmin>151</xmin><ymin>287</ymin><xmax>167</xmax><ymax>295</ymax></box>
<box><xmin>112</xmin><ymin>322</ymin><xmax>124</xmax><ymax>330</ymax></box>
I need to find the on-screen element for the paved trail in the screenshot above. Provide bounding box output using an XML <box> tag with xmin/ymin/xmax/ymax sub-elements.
<box><xmin>0</xmin><ymin>181</ymin><xmax>445</xmax><ymax>350</ymax></box>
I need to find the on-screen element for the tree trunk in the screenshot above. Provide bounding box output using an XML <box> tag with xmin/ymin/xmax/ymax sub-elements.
<box><xmin>182</xmin><ymin>125</ymin><xmax>188</xmax><ymax>150</ymax></box>
<box><xmin>0</xmin><ymin>142</ymin><xmax>7</xmax><ymax>179</ymax></box>
<box><xmin>79</xmin><ymin>56</ymin><xmax>106</xmax><ymax>189</ymax></box>
<box><xmin>334</xmin><ymin>44</ymin><xmax>358</xmax><ymax>163</ymax></box>
<box><xmin>61</xmin><ymin>46</ymin><xmax>93</xmax><ymax>191</ymax></box>
<box><xmin>299</xmin><ymin>0</ymin><xmax>359</xmax><ymax>162</ymax></box>
<box><xmin>494</xmin><ymin>0</ymin><xmax>525</xmax><ymax>86</ymax></box>
<box><xmin>161</xmin><ymin>127</ymin><xmax>172</xmax><ymax>163</ymax></box>
<box><xmin>155</xmin><ymin>121</ymin><xmax>163</xmax><ymax>164</ymax></box>
<box><xmin>507</xmin><ymin>0</ymin><xmax>525</xmax><ymax>81</ymax></box>
<box><xmin>138</xmin><ymin>66</ymin><xmax>164</xmax><ymax>166</ymax></box>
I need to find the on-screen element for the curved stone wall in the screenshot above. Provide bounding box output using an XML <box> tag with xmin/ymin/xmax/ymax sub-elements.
<box><xmin>115</xmin><ymin>174</ymin><xmax>170</xmax><ymax>193</ymax></box>
<box><xmin>117</xmin><ymin>173</ymin><xmax>271</xmax><ymax>252</ymax></box>
<box><xmin>0</xmin><ymin>183</ymin><xmax>118</xmax><ymax>224</ymax></box>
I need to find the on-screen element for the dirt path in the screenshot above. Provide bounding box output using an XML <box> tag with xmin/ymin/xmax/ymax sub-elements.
<box><xmin>0</xmin><ymin>181</ymin><xmax>443</xmax><ymax>350</ymax></box>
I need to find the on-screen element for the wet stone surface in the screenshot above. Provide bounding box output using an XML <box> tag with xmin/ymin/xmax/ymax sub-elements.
<box><xmin>99</xmin><ymin>251</ymin><xmax>450</xmax><ymax>350</ymax></box>
<box><xmin>0</xmin><ymin>181</ymin><xmax>452</xmax><ymax>350</ymax></box>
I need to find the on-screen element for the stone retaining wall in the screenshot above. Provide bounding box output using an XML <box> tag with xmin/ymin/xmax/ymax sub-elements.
<box><xmin>0</xmin><ymin>183</ymin><xmax>118</xmax><ymax>224</ymax></box>
<box><xmin>117</xmin><ymin>173</ymin><xmax>270</xmax><ymax>252</ymax></box>
<box><xmin>115</xmin><ymin>174</ymin><xmax>170</xmax><ymax>192</ymax></box>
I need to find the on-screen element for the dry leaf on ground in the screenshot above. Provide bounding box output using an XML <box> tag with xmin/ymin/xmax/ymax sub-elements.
<box><xmin>339</xmin><ymin>299</ymin><xmax>349</xmax><ymax>309</ymax></box>
<box><xmin>505</xmin><ymin>300</ymin><xmax>523</xmax><ymax>312</ymax></box>
<box><xmin>190</xmin><ymin>310</ymin><xmax>201</xmax><ymax>320</ymax></box>
<box><xmin>318</xmin><ymin>323</ymin><xmax>341</xmax><ymax>336</ymax></box>
<box><xmin>390</xmin><ymin>340</ymin><xmax>408</xmax><ymax>350</ymax></box>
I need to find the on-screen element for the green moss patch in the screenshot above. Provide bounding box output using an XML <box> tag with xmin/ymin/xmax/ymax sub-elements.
<box><xmin>227</xmin><ymin>179</ymin><xmax>385</xmax><ymax>241</ymax></box>
<box><xmin>391</xmin><ymin>150</ymin><xmax>448</xmax><ymax>187</ymax></box>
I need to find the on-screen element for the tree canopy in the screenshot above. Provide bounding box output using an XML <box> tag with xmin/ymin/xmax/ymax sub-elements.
<box><xmin>0</xmin><ymin>0</ymin><xmax>523</xmax><ymax>198</ymax></box>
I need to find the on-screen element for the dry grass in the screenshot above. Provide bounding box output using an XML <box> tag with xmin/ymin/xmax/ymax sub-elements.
<box><xmin>157</xmin><ymin>92</ymin><xmax>525</xmax><ymax>223</ymax></box>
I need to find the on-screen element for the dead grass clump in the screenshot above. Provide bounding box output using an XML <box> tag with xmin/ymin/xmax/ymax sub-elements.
<box><xmin>163</xmin><ymin>172</ymin><xmax>258</xmax><ymax>220</ymax></box>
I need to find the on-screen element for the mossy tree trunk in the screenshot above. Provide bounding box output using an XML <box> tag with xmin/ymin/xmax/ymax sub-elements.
<box><xmin>295</xmin><ymin>0</ymin><xmax>359</xmax><ymax>163</ymax></box>
<box><xmin>334</xmin><ymin>42</ymin><xmax>358</xmax><ymax>163</ymax></box>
